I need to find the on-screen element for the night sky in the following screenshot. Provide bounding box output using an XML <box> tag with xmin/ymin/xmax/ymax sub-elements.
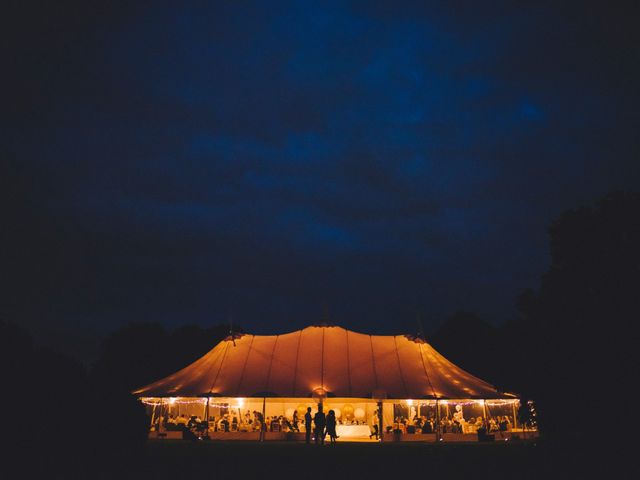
<box><xmin>3</xmin><ymin>1</ymin><xmax>639</xmax><ymax>360</ymax></box>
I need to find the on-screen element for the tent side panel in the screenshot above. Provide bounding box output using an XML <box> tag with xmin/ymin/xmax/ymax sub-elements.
<box><xmin>347</xmin><ymin>331</ymin><xmax>377</xmax><ymax>398</ymax></box>
<box><xmin>395</xmin><ymin>337</ymin><xmax>436</xmax><ymax>399</ymax></box>
<box><xmin>371</xmin><ymin>335</ymin><xmax>405</xmax><ymax>398</ymax></box>
<box><xmin>321</xmin><ymin>326</ymin><xmax>351</xmax><ymax>396</ymax></box>
<box><xmin>235</xmin><ymin>335</ymin><xmax>278</xmax><ymax>396</ymax></box>
<box><xmin>292</xmin><ymin>327</ymin><xmax>323</xmax><ymax>396</ymax></box>
<box><xmin>209</xmin><ymin>336</ymin><xmax>253</xmax><ymax>396</ymax></box>
<box><xmin>266</xmin><ymin>331</ymin><xmax>304</xmax><ymax>397</ymax></box>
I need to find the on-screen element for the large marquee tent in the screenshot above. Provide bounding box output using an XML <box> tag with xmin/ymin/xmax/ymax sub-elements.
<box><xmin>134</xmin><ymin>325</ymin><xmax>533</xmax><ymax>442</ymax></box>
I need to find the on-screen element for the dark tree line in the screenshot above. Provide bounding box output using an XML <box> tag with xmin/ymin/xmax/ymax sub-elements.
<box><xmin>5</xmin><ymin>190</ymin><xmax>638</xmax><ymax>469</ymax></box>
<box><xmin>91</xmin><ymin>323</ymin><xmax>242</xmax><ymax>393</ymax></box>
<box><xmin>1</xmin><ymin>320</ymin><xmax>236</xmax><ymax>474</ymax></box>
<box><xmin>431</xmin><ymin>191</ymin><xmax>640</xmax><ymax>443</ymax></box>
<box><xmin>519</xmin><ymin>191</ymin><xmax>640</xmax><ymax>441</ymax></box>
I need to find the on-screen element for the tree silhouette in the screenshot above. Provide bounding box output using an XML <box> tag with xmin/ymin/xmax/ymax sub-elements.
<box><xmin>523</xmin><ymin>191</ymin><xmax>640</xmax><ymax>440</ymax></box>
<box><xmin>430</xmin><ymin>311</ymin><xmax>501</xmax><ymax>385</ymax></box>
<box><xmin>90</xmin><ymin>322</ymin><xmax>240</xmax><ymax>393</ymax></box>
<box><xmin>1</xmin><ymin>320</ymin><xmax>149</xmax><ymax>474</ymax></box>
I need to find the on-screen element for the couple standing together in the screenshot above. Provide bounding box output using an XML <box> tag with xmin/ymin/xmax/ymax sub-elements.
<box><xmin>304</xmin><ymin>406</ymin><xmax>338</xmax><ymax>445</ymax></box>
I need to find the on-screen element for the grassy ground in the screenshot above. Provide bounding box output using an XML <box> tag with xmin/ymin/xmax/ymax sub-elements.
<box><xmin>32</xmin><ymin>438</ymin><xmax>620</xmax><ymax>479</ymax></box>
<box><xmin>111</xmin><ymin>438</ymin><xmax>601</xmax><ymax>480</ymax></box>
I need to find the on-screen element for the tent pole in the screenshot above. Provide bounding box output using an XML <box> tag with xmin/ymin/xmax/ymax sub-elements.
<box><xmin>150</xmin><ymin>401</ymin><xmax>157</xmax><ymax>431</ymax></box>
<box><xmin>205</xmin><ymin>397</ymin><xmax>210</xmax><ymax>437</ymax></box>
<box><xmin>377</xmin><ymin>401</ymin><xmax>383</xmax><ymax>443</ymax></box>
<box><xmin>435</xmin><ymin>399</ymin><xmax>441</xmax><ymax>442</ymax></box>
<box><xmin>260</xmin><ymin>397</ymin><xmax>266</xmax><ymax>442</ymax></box>
<box><xmin>512</xmin><ymin>400</ymin><xmax>518</xmax><ymax>431</ymax></box>
<box><xmin>482</xmin><ymin>400</ymin><xmax>489</xmax><ymax>435</ymax></box>
<box><xmin>158</xmin><ymin>398</ymin><xmax>164</xmax><ymax>433</ymax></box>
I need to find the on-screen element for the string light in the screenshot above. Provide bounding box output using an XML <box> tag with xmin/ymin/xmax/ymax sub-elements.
<box><xmin>140</xmin><ymin>397</ymin><xmax>252</xmax><ymax>409</ymax></box>
<box><xmin>141</xmin><ymin>397</ymin><xmax>207</xmax><ymax>406</ymax></box>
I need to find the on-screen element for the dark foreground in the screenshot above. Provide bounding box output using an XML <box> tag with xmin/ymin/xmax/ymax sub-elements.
<box><xmin>28</xmin><ymin>438</ymin><xmax>625</xmax><ymax>480</ymax></box>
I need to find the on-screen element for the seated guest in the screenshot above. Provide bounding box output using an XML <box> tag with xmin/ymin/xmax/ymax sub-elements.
<box><xmin>421</xmin><ymin>420</ymin><xmax>432</xmax><ymax>433</ymax></box>
<box><xmin>499</xmin><ymin>416</ymin><xmax>509</xmax><ymax>431</ymax></box>
<box><xmin>270</xmin><ymin>418</ymin><xmax>280</xmax><ymax>432</ymax></box>
<box><xmin>254</xmin><ymin>410</ymin><xmax>264</xmax><ymax>425</ymax></box>
<box><xmin>283</xmin><ymin>417</ymin><xmax>294</xmax><ymax>432</ymax></box>
<box><xmin>219</xmin><ymin>415</ymin><xmax>230</xmax><ymax>432</ymax></box>
<box><xmin>439</xmin><ymin>418</ymin><xmax>447</xmax><ymax>433</ymax></box>
<box><xmin>195</xmin><ymin>419</ymin><xmax>207</xmax><ymax>434</ymax></box>
<box><xmin>167</xmin><ymin>414</ymin><xmax>176</xmax><ymax>424</ymax></box>
<box><xmin>188</xmin><ymin>415</ymin><xmax>198</xmax><ymax>429</ymax></box>
<box><xmin>489</xmin><ymin>418</ymin><xmax>498</xmax><ymax>432</ymax></box>
<box><xmin>452</xmin><ymin>420</ymin><xmax>461</xmax><ymax>433</ymax></box>
<box><xmin>176</xmin><ymin>414</ymin><xmax>188</xmax><ymax>425</ymax></box>
<box><xmin>504</xmin><ymin>417</ymin><xmax>511</xmax><ymax>430</ymax></box>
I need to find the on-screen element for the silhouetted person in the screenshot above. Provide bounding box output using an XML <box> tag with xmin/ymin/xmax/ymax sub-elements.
<box><xmin>326</xmin><ymin>410</ymin><xmax>338</xmax><ymax>444</ymax></box>
<box><xmin>292</xmin><ymin>410</ymin><xmax>300</xmax><ymax>432</ymax></box>
<box><xmin>421</xmin><ymin>419</ymin><xmax>432</xmax><ymax>434</ymax></box>
<box><xmin>186</xmin><ymin>415</ymin><xmax>193</xmax><ymax>428</ymax></box>
<box><xmin>370</xmin><ymin>409</ymin><xmax>379</xmax><ymax>439</ymax></box>
<box><xmin>304</xmin><ymin>407</ymin><xmax>313</xmax><ymax>444</ymax></box>
<box><xmin>314</xmin><ymin>405</ymin><xmax>326</xmax><ymax>445</ymax></box>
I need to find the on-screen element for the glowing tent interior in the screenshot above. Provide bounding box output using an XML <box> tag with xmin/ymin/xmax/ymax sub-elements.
<box><xmin>134</xmin><ymin>325</ymin><xmax>537</xmax><ymax>442</ymax></box>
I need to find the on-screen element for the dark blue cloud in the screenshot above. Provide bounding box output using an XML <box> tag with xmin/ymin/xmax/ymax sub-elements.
<box><xmin>2</xmin><ymin>0</ymin><xmax>639</xmax><ymax>348</ymax></box>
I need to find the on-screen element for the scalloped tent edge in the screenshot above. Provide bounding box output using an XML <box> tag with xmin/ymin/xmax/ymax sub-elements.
<box><xmin>133</xmin><ymin>325</ymin><xmax>518</xmax><ymax>400</ymax></box>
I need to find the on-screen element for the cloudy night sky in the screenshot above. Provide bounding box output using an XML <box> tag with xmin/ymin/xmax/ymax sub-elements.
<box><xmin>3</xmin><ymin>1</ymin><xmax>639</xmax><ymax>359</ymax></box>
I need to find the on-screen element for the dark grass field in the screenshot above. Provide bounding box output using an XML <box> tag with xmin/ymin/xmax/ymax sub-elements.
<box><xmin>60</xmin><ymin>438</ymin><xmax>619</xmax><ymax>480</ymax></box>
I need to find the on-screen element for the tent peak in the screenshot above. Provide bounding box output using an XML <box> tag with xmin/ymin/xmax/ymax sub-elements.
<box><xmin>307</xmin><ymin>321</ymin><xmax>339</xmax><ymax>328</ymax></box>
<box><xmin>405</xmin><ymin>333</ymin><xmax>426</xmax><ymax>344</ymax></box>
<box><xmin>224</xmin><ymin>331</ymin><xmax>246</xmax><ymax>342</ymax></box>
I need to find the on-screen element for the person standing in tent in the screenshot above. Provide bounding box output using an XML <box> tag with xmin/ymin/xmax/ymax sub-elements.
<box><xmin>326</xmin><ymin>410</ymin><xmax>338</xmax><ymax>444</ymax></box>
<box><xmin>292</xmin><ymin>410</ymin><xmax>300</xmax><ymax>432</ymax></box>
<box><xmin>369</xmin><ymin>409</ymin><xmax>380</xmax><ymax>439</ymax></box>
<box><xmin>304</xmin><ymin>407</ymin><xmax>313</xmax><ymax>444</ymax></box>
<box><xmin>313</xmin><ymin>405</ymin><xmax>326</xmax><ymax>445</ymax></box>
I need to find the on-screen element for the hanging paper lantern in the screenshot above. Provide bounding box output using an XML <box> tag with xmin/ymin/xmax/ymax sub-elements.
<box><xmin>354</xmin><ymin>407</ymin><xmax>365</xmax><ymax>420</ymax></box>
<box><xmin>342</xmin><ymin>404</ymin><xmax>354</xmax><ymax>419</ymax></box>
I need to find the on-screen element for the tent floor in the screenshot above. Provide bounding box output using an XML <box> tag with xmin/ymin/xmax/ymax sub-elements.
<box><xmin>149</xmin><ymin>430</ymin><xmax>538</xmax><ymax>443</ymax></box>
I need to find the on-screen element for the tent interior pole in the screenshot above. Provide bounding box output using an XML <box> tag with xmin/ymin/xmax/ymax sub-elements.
<box><xmin>482</xmin><ymin>400</ymin><xmax>489</xmax><ymax>433</ymax></box>
<box><xmin>435</xmin><ymin>399</ymin><xmax>440</xmax><ymax>441</ymax></box>
<box><xmin>377</xmin><ymin>401</ymin><xmax>383</xmax><ymax>443</ymax></box>
<box><xmin>205</xmin><ymin>397</ymin><xmax>209</xmax><ymax>437</ymax></box>
<box><xmin>158</xmin><ymin>397</ymin><xmax>164</xmax><ymax>432</ymax></box>
<box><xmin>150</xmin><ymin>401</ymin><xmax>157</xmax><ymax>429</ymax></box>
<box><xmin>260</xmin><ymin>397</ymin><xmax>266</xmax><ymax>442</ymax></box>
